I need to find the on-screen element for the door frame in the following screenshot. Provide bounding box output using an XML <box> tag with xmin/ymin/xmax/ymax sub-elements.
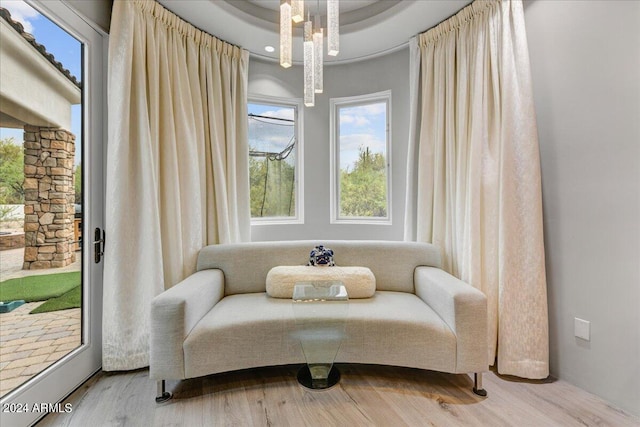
<box><xmin>0</xmin><ymin>1</ymin><xmax>105</xmax><ymax>425</ymax></box>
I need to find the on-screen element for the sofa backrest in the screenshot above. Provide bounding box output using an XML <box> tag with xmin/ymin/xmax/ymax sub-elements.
<box><xmin>196</xmin><ymin>240</ymin><xmax>442</xmax><ymax>296</ymax></box>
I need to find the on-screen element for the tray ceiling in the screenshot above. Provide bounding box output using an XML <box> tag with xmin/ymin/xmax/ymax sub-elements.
<box><xmin>157</xmin><ymin>0</ymin><xmax>471</xmax><ymax>64</ymax></box>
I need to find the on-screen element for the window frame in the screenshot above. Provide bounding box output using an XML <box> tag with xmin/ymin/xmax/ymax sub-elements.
<box><xmin>0</xmin><ymin>1</ymin><xmax>105</xmax><ymax>423</ymax></box>
<box><xmin>248</xmin><ymin>94</ymin><xmax>304</xmax><ymax>225</ymax></box>
<box><xmin>329</xmin><ymin>90</ymin><xmax>392</xmax><ymax>225</ymax></box>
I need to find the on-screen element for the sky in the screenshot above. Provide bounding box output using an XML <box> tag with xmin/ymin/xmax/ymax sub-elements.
<box><xmin>248</xmin><ymin>103</ymin><xmax>297</xmax><ymax>166</ymax></box>
<box><xmin>0</xmin><ymin>0</ymin><xmax>82</xmax><ymax>165</ymax></box>
<box><xmin>0</xmin><ymin>0</ymin><xmax>386</xmax><ymax>172</ymax></box>
<box><xmin>338</xmin><ymin>102</ymin><xmax>387</xmax><ymax>171</ymax></box>
<box><xmin>248</xmin><ymin>101</ymin><xmax>387</xmax><ymax>171</ymax></box>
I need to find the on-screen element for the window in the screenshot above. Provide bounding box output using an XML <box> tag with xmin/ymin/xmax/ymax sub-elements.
<box><xmin>248</xmin><ymin>96</ymin><xmax>303</xmax><ymax>223</ymax></box>
<box><xmin>330</xmin><ymin>91</ymin><xmax>391</xmax><ymax>224</ymax></box>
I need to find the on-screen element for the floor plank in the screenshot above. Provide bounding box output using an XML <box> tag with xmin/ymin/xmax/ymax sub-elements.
<box><xmin>36</xmin><ymin>365</ymin><xmax>639</xmax><ymax>427</ymax></box>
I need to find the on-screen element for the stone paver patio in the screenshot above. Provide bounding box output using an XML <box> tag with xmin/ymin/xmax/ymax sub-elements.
<box><xmin>1</xmin><ymin>245</ymin><xmax>81</xmax><ymax>281</ymax></box>
<box><xmin>0</xmin><ymin>302</ymin><xmax>80</xmax><ymax>397</ymax></box>
<box><xmin>0</xmin><ymin>247</ymin><xmax>82</xmax><ymax>397</ymax></box>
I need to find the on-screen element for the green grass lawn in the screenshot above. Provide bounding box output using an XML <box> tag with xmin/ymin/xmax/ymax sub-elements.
<box><xmin>0</xmin><ymin>272</ymin><xmax>81</xmax><ymax>303</ymax></box>
<box><xmin>30</xmin><ymin>285</ymin><xmax>81</xmax><ymax>314</ymax></box>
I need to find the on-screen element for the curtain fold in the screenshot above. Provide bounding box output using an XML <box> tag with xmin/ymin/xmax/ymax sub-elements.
<box><xmin>103</xmin><ymin>0</ymin><xmax>250</xmax><ymax>370</ymax></box>
<box><xmin>403</xmin><ymin>37</ymin><xmax>421</xmax><ymax>242</ymax></box>
<box><xmin>405</xmin><ymin>0</ymin><xmax>548</xmax><ymax>379</ymax></box>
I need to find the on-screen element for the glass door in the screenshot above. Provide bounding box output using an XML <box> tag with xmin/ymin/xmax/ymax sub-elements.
<box><xmin>0</xmin><ymin>1</ymin><xmax>104</xmax><ymax>425</ymax></box>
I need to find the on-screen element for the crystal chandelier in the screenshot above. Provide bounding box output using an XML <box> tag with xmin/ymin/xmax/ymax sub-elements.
<box><xmin>280</xmin><ymin>0</ymin><xmax>339</xmax><ymax>107</ymax></box>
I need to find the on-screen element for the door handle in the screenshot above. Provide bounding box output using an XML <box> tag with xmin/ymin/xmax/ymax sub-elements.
<box><xmin>94</xmin><ymin>228</ymin><xmax>105</xmax><ymax>263</ymax></box>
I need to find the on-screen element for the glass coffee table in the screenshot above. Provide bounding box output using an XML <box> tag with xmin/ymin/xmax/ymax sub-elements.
<box><xmin>292</xmin><ymin>281</ymin><xmax>348</xmax><ymax>389</ymax></box>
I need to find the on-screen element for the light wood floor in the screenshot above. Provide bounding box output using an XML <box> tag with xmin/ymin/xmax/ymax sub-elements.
<box><xmin>37</xmin><ymin>364</ymin><xmax>638</xmax><ymax>427</ymax></box>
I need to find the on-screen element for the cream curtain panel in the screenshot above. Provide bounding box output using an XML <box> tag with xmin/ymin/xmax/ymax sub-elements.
<box><xmin>404</xmin><ymin>0</ymin><xmax>549</xmax><ymax>379</ymax></box>
<box><xmin>103</xmin><ymin>0</ymin><xmax>250</xmax><ymax>370</ymax></box>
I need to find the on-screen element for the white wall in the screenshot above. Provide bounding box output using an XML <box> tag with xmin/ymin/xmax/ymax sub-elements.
<box><xmin>80</xmin><ymin>0</ymin><xmax>639</xmax><ymax>414</ymax></box>
<box><xmin>250</xmin><ymin>1</ymin><xmax>640</xmax><ymax>416</ymax></box>
<box><xmin>65</xmin><ymin>0</ymin><xmax>112</xmax><ymax>34</ymax></box>
<box><xmin>248</xmin><ymin>48</ymin><xmax>410</xmax><ymax>242</ymax></box>
<box><xmin>525</xmin><ymin>0</ymin><xmax>640</xmax><ymax>416</ymax></box>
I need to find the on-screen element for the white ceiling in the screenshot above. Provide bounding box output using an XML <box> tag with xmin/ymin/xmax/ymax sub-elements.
<box><xmin>245</xmin><ymin>0</ymin><xmax>384</xmax><ymax>16</ymax></box>
<box><xmin>157</xmin><ymin>0</ymin><xmax>471</xmax><ymax>64</ymax></box>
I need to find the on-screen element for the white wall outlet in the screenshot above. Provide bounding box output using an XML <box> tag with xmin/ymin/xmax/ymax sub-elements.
<box><xmin>574</xmin><ymin>317</ymin><xmax>591</xmax><ymax>341</ymax></box>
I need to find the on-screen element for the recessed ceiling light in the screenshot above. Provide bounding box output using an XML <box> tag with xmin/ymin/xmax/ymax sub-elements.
<box><xmin>264</xmin><ymin>45</ymin><xmax>275</xmax><ymax>53</ymax></box>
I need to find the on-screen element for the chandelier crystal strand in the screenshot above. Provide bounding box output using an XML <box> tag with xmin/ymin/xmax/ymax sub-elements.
<box><xmin>303</xmin><ymin>20</ymin><xmax>315</xmax><ymax>106</ymax></box>
<box><xmin>313</xmin><ymin>14</ymin><xmax>323</xmax><ymax>93</ymax></box>
<box><xmin>327</xmin><ymin>0</ymin><xmax>339</xmax><ymax>56</ymax></box>
<box><xmin>280</xmin><ymin>0</ymin><xmax>292</xmax><ymax>68</ymax></box>
<box><xmin>291</xmin><ymin>0</ymin><xmax>304</xmax><ymax>24</ymax></box>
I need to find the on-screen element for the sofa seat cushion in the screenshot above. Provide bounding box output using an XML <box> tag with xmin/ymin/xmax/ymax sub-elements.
<box><xmin>266</xmin><ymin>266</ymin><xmax>376</xmax><ymax>299</ymax></box>
<box><xmin>183</xmin><ymin>291</ymin><xmax>456</xmax><ymax>379</ymax></box>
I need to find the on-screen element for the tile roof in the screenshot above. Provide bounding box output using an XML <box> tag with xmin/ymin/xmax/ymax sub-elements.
<box><xmin>0</xmin><ymin>7</ymin><xmax>81</xmax><ymax>88</ymax></box>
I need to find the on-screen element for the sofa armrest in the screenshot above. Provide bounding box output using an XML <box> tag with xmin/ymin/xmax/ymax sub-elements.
<box><xmin>414</xmin><ymin>266</ymin><xmax>488</xmax><ymax>373</ymax></box>
<box><xmin>150</xmin><ymin>269</ymin><xmax>224</xmax><ymax>380</ymax></box>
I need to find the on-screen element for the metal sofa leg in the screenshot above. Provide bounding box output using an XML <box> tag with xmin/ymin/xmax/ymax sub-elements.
<box><xmin>473</xmin><ymin>373</ymin><xmax>488</xmax><ymax>397</ymax></box>
<box><xmin>155</xmin><ymin>380</ymin><xmax>173</xmax><ymax>403</ymax></box>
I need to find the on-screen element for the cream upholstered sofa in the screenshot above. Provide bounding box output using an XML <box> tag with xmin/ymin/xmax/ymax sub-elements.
<box><xmin>150</xmin><ymin>240</ymin><xmax>488</xmax><ymax>401</ymax></box>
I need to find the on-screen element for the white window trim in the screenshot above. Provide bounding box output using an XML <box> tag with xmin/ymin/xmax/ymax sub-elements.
<box><xmin>330</xmin><ymin>90</ymin><xmax>392</xmax><ymax>225</ymax></box>
<box><xmin>248</xmin><ymin>94</ymin><xmax>304</xmax><ymax>225</ymax></box>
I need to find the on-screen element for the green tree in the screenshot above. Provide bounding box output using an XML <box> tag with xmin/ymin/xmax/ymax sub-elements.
<box><xmin>249</xmin><ymin>154</ymin><xmax>295</xmax><ymax>218</ymax></box>
<box><xmin>74</xmin><ymin>164</ymin><xmax>82</xmax><ymax>204</ymax></box>
<box><xmin>0</xmin><ymin>137</ymin><xmax>24</xmax><ymax>204</ymax></box>
<box><xmin>340</xmin><ymin>146</ymin><xmax>387</xmax><ymax>217</ymax></box>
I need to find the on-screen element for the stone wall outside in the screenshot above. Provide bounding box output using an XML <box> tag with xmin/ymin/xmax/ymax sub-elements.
<box><xmin>22</xmin><ymin>125</ymin><xmax>76</xmax><ymax>269</ymax></box>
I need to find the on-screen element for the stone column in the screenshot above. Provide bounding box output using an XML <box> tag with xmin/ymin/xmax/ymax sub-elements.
<box><xmin>23</xmin><ymin>125</ymin><xmax>76</xmax><ymax>269</ymax></box>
